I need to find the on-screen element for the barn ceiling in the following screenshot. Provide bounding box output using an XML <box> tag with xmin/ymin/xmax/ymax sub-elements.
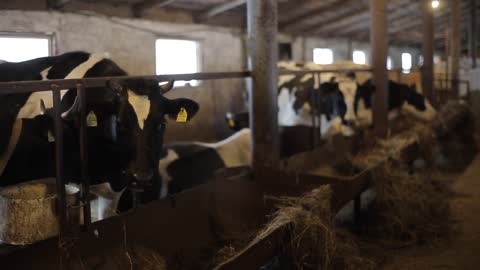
<box><xmin>4</xmin><ymin>0</ymin><xmax>479</xmax><ymax>51</ymax></box>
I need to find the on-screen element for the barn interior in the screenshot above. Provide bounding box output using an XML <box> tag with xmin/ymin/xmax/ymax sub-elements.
<box><xmin>0</xmin><ymin>0</ymin><xmax>479</xmax><ymax>269</ymax></box>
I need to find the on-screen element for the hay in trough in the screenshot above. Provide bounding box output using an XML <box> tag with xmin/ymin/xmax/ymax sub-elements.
<box><xmin>255</xmin><ymin>186</ymin><xmax>377</xmax><ymax>270</ymax></box>
<box><xmin>364</xmin><ymin>162</ymin><xmax>452</xmax><ymax>247</ymax></box>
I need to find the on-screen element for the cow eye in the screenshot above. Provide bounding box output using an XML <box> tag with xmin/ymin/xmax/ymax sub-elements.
<box><xmin>157</xmin><ymin>123</ymin><xmax>165</xmax><ymax>131</ymax></box>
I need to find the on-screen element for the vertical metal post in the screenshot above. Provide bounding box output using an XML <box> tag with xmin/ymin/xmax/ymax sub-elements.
<box><xmin>347</xmin><ymin>38</ymin><xmax>353</xmax><ymax>61</ymax></box>
<box><xmin>422</xmin><ymin>0</ymin><xmax>435</xmax><ymax>106</ymax></box>
<box><xmin>450</xmin><ymin>0</ymin><xmax>461</xmax><ymax>95</ymax></box>
<box><xmin>52</xmin><ymin>84</ymin><xmax>66</xmax><ymax>269</ymax></box>
<box><xmin>247</xmin><ymin>0</ymin><xmax>279</xmax><ymax>170</ymax></box>
<box><xmin>470</xmin><ymin>0</ymin><xmax>477</xmax><ymax>69</ymax></box>
<box><xmin>370</xmin><ymin>0</ymin><xmax>388</xmax><ymax>138</ymax></box>
<box><xmin>76</xmin><ymin>84</ymin><xmax>91</xmax><ymax>228</ymax></box>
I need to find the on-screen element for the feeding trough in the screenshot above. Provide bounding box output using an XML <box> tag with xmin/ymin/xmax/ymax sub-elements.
<box><xmin>0</xmin><ymin>179</ymin><xmax>80</xmax><ymax>245</ymax></box>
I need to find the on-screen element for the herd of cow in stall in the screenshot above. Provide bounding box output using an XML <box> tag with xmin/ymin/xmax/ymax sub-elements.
<box><xmin>0</xmin><ymin>52</ymin><xmax>436</xmax><ymax>222</ymax></box>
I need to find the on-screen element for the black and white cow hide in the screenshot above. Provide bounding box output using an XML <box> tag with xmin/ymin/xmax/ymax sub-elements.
<box><xmin>354</xmin><ymin>79</ymin><xmax>436</xmax><ymax>127</ymax></box>
<box><xmin>0</xmin><ymin>52</ymin><xmax>199</xmax><ymax>218</ymax></box>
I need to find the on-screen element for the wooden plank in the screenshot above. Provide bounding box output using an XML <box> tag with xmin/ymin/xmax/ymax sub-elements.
<box><xmin>132</xmin><ymin>0</ymin><xmax>178</xmax><ymax>17</ymax></box>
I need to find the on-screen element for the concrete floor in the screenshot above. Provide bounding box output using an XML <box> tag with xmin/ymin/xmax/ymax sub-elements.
<box><xmin>381</xmin><ymin>156</ymin><xmax>480</xmax><ymax>270</ymax></box>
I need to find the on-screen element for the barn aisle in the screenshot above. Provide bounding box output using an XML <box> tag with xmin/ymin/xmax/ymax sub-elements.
<box><xmin>382</xmin><ymin>156</ymin><xmax>480</xmax><ymax>270</ymax></box>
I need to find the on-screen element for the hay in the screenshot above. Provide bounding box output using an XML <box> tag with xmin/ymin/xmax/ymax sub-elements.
<box><xmin>255</xmin><ymin>186</ymin><xmax>377</xmax><ymax>270</ymax></box>
<box><xmin>364</xmin><ymin>163</ymin><xmax>452</xmax><ymax>247</ymax></box>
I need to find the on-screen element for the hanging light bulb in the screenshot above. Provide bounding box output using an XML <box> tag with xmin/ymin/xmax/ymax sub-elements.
<box><xmin>432</xmin><ymin>0</ymin><xmax>440</xmax><ymax>9</ymax></box>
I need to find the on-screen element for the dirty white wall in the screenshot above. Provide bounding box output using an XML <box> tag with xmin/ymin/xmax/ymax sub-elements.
<box><xmin>0</xmin><ymin>10</ymin><xmax>246</xmax><ymax>142</ymax></box>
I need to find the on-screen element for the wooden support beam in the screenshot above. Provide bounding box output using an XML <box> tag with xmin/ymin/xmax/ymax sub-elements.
<box><xmin>279</xmin><ymin>0</ymin><xmax>349</xmax><ymax>30</ymax></box>
<box><xmin>132</xmin><ymin>0</ymin><xmax>178</xmax><ymax>18</ymax></box>
<box><xmin>197</xmin><ymin>0</ymin><xmax>246</xmax><ymax>22</ymax></box>
<box><xmin>309</xmin><ymin>7</ymin><xmax>370</xmax><ymax>35</ymax></box>
<box><xmin>422</xmin><ymin>0</ymin><xmax>435</xmax><ymax>105</ymax></box>
<box><xmin>370</xmin><ymin>0</ymin><xmax>389</xmax><ymax>138</ymax></box>
<box><xmin>450</xmin><ymin>0</ymin><xmax>461</xmax><ymax>93</ymax></box>
<box><xmin>469</xmin><ymin>0</ymin><xmax>477</xmax><ymax>68</ymax></box>
<box><xmin>247</xmin><ymin>0</ymin><xmax>280</xmax><ymax>170</ymax></box>
<box><xmin>47</xmin><ymin>0</ymin><xmax>70</xmax><ymax>9</ymax></box>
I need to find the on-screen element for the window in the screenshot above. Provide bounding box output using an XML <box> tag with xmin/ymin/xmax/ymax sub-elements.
<box><xmin>155</xmin><ymin>39</ymin><xmax>200</xmax><ymax>87</ymax></box>
<box><xmin>313</xmin><ymin>48</ymin><xmax>333</xmax><ymax>65</ymax></box>
<box><xmin>387</xmin><ymin>56</ymin><xmax>393</xmax><ymax>70</ymax></box>
<box><xmin>352</xmin><ymin>50</ymin><xmax>366</xmax><ymax>65</ymax></box>
<box><xmin>0</xmin><ymin>35</ymin><xmax>50</xmax><ymax>62</ymax></box>
<box><xmin>402</xmin><ymin>53</ymin><xmax>412</xmax><ymax>72</ymax></box>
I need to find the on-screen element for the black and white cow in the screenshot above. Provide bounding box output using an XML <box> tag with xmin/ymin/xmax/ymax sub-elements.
<box><xmin>353</xmin><ymin>79</ymin><xmax>436</xmax><ymax>127</ymax></box>
<box><xmin>226</xmin><ymin>73</ymin><xmax>357</xmax><ymax>139</ymax></box>
<box><xmin>0</xmin><ymin>52</ymin><xmax>199</xmax><ymax>214</ymax></box>
<box><xmin>115</xmin><ymin>128</ymin><xmax>251</xmax><ymax>212</ymax></box>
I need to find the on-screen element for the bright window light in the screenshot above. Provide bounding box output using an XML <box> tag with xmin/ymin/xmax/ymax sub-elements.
<box><xmin>313</xmin><ymin>48</ymin><xmax>333</xmax><ymax>65</ymax></box>
<box><xmin>432</xmin><ymin>0</ymin><xmax>439</xmax><ymax>9</ymax></box>
<box><xmin>387</xmin><ymin>56</ymin><xmax>393</xmax><ymax>70</ymax></box>
<box><xmin>402</xmin><ymin>53</ymin><xmax>412</xmax><ymax>71</ymax></box>
<box><xmin>156</xmin><ymin>39</ymin><xmax>200</xmax><ymax>87</ymax></box>
<box><xmin>0</xmin><ymin>37</ymin><xmax>50</xmax><ymax>62</ymax></box>
<box><xmin>434</xmin><ymin>55</ymin><xmax>441</xmax><ymax>63</ymax></box>
<box><xmin>352</xmin><ymin>50</ymin><xmax>366</xmax><ymax>65</ymax></box>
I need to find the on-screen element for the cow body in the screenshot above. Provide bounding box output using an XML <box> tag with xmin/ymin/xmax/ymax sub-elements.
<box><xmin>0</xmin><ymin>52</ymin><xmax>199</xmax><ymax>217</ymax></box>
<box><xmin>354</xmin><ymin>79</ymin><xmax>436</xmax><ymax>127</ymax></box>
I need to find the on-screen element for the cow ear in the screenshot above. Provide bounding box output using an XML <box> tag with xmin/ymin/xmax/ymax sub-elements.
<box><xmin>165</xmin><ymin>98</ymin><xmax>199</xmax><ymax>122</ymax></box>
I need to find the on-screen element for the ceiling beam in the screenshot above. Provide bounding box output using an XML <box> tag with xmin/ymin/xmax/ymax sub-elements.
<box><xmin>132</xmin><ymin>0</ymin><xmax>178</xmax><ymax>18</ymax></box>
<box><xmin>308</xmin><ymin>7</ymin><xmax>370</xmax><ymax>35</ymax></box>
<box><xmin>279</xmin><ymin>0</ymin><xmax>343</xmax><ymax>30</ymax></box>
<box><xmin>47</xmin><ymin>0</ymin><xmax>70</xmax><ymax>9</ymax></box>
<box><xmin>196</xmin><ymin>0</ymin><xmax>246</xmax><ymax>22</ymax></box>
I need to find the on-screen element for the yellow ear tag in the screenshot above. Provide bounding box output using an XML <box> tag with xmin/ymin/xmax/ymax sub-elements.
<box><xmin>228</xmin><ymin>119</ymin><xmax>235</xmax><ymax>128</ymax></box>
<box><xmin>176</xmin><ymin>108</ymin><xmax>188</xmax><ymax>123</ymax></box>
<box><xmin>87</xmin><ymin>111</ymin><xmax>98</xmax><ymax>127</ymax></box>
<box><xmin>48</xmin><ymin>130</ymin><xmax>55</xmax><ymax>142</ymax></box>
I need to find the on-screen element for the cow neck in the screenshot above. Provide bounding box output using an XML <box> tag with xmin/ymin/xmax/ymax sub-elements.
<box><xmin>0</xmin><ymin>119</ymin><xmax>23</xmax><ymax>177</ymax></box>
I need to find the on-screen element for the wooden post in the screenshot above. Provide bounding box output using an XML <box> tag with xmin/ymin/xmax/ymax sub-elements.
<box><xmin>470</xmin><ymin>0</ymin><xmax>477</xmax><ymax>68</ymax></box>
<box><xmin>422</xmin><ymin>0</ymin><xmax>435</xmax><ymax>105</ymax></box>
<box><xmin>370</xmin><ymin>0</ymin><xmax>388</xmax><ymax>138</ymax></box>
<box><xmin>247</xmin><ymin>0</ymin><xmax>279</xmax><ymax>170</ymax></box>
<box><xmin>450</xmin><ymin>0</ymin><xmax>461</xmax><ymax>95</ymax></box>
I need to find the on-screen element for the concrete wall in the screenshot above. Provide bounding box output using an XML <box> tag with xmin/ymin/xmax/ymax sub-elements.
<box><xmin>0</xmin><ymin>10</ymin><xmax>246</xmax><ymax>142</ymax></box>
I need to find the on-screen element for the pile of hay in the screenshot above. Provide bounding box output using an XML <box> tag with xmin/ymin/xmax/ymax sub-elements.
<box><xmin>253</xmin><ymin>186</ymin><xmax>376</xmax><ymax>270</ymax></box>
<box><xmin>363</xmin><ymin>163</ymin><xmax>452</xmax><ymax>247</ymax></box>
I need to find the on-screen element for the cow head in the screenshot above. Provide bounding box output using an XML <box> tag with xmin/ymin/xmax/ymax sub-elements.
<box><xmin>60</xmin><ymin>79</ymin><xmax>199</xmax><ymax>191</ymax></box>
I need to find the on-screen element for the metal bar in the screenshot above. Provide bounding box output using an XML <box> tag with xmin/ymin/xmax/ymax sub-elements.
<box><xmin>76</xmin><ymin>84</ymin><xmax>91</xmax><ymax>228</ymax></box>
<box><xmin>370</xmin><ymin>0</ymin><xmax>389</xmax><ymax>138</ymax></box>
<box><xmin>422</xmin><ymin>0</ymin><xmax>435</xmax><ymax>106</ymax></box>
<box><xmin>247</xmin><ymin>0</ymin><xmax>279</xmax><ymax>170</ymax></box>
<box><xmin>470</xmin><ymin>0</ymin><xmax>477</xmax><ymax>68</ymax></box>
<box><xmin>52</xmin><ymin>85</ymin><xmax>67</xmax><ymax>270</ymax></box>
<box><xmin>0</xmin><ymin>71</ymin><xmax>251</xmax><ymax>94</ymax></box>
<box><xmin>450</xmin><ymin>0</ymin><xmax>461</xmax><ymax>95</ymax></box>
<box><xmin>279</xmin><ymin>68</ymin><xmax>372</xmax><ymax>76</ymax></box>
<box><xmin>197</xmin><ymin>0</ymin><xmax>246</xmax><ymax>21</ymax></box>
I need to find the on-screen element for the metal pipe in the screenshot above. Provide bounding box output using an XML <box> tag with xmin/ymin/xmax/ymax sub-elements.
<box><xmin>76</xmin><ymin>84</ymin><xmax>91</xmax><ymax>228</ymax></box>
<box><xmin>52</xmin><ymin>84</ymin><xmax>67</xmax><ymax>269</ymax></box>
<box><xmin>422</xmin><ymin>0</ymin><xmax>435</xmax><ymax>106</ymax></box>
<box><xmin>0</xmin><ymin>71</ymin><xmax>251</xmax><ymax>94</ymax></box>
<box><xmin>247</xmin><ymin>0</ymin><xmax>279</xmax><ymax>169</ymax></box>
<box><xmin>370</xmin><ymin>0</ymin><xmax>389</xmax><ymax>138</ymax></box>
